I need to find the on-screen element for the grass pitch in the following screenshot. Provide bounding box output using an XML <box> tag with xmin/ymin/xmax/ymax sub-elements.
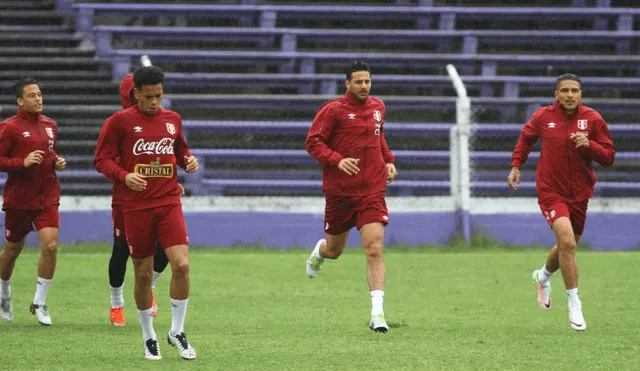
<box><xmin>2</xmin><ymin>244</ymin><xmax>640</xmax><ymax>370</ymax></box>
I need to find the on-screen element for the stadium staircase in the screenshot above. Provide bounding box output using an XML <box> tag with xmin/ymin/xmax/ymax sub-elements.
<box><xmin>0</xmin><ymin>0</ymin><xmax>119</xmax><ymax>194</ymax></box>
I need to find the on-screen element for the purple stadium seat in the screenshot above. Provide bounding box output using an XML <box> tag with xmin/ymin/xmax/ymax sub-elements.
<box><xmin>164</xmin><ymin>73</ymin><xmax>640</xmax><ymax>97</ymax></box>
<box><xmin>74</xmin><ymin>3</ymin><xmax>640</xmax><ymax>35</ymax></box>
<box><xmin>92</xmin><ymin>25</ymin><xmax>640</xmax><ymax>57</ymax></box>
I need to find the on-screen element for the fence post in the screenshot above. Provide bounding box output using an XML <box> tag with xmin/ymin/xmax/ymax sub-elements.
<box><xmin>447</xmin><ymin>64</ymin><xmax>472</xmax><ymax>245</ymax></box>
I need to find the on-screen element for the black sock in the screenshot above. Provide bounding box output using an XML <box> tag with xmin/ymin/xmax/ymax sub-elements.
<box><xmin>108</xmin><ymin>239</ymin><xmax>129</xmax><ymax>288</ymax></box>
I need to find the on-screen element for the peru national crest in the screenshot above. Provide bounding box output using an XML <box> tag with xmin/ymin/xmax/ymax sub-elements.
<box><xmin>166</xmin><ymin>123</ymin><xmax>176</xmax><ymax>135</ymax></box>
<box><xmin>373</xmin><ymin>110</ymin><xmax>382</xmax><ymax>122</ymax></box>
<box><xmin>577</xmin><ymin>120</ymin><xmax>588</xmax><ymax>130</ymax></box>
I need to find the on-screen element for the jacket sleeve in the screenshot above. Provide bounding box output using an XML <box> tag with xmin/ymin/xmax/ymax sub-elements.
<box><xmin>174</xmin><ymin>117</ymin><xmax>192</xmax><ymax>170</ymax></box>
<box><xmin>94</xmin><ymin>114</ymin><xmax>128</xmax><ymax>184</ymax></box>
<box><xmin>584</xmin><ymin>113</ymin><xmax>615</xmax><ymax>167</ymax></box>
<box><xmin>52</xmin><ymin>121</ymin><xmax>59</xmax><ymax>168</ymax></box>
<box><xmin>511</xmin><ymin>109</ymin><xmax>542</xmax><ymax>168</ymax></box>
<box><xmin>0</xmin><ymin>125</ymin><xmax>25</xmax><ymax>173</ymax></box>
<box><xmin>380</xmin><ymin>123</ymin><xmax>395</xmax><ymax>164</ymax></box>
<box><xmin>305</xmin><ymin>102</ymin><xmax>343</xmax><ymax>167</ymax></box>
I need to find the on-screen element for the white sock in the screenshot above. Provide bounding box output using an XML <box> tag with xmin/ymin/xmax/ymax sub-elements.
<box><xmin>138</xmin><ymin>308</ymin><xmax>157</xmax><ymax>341</ymax></box>
<box><xmin>371</xmin><ymin>290</ymin><xmax>384</xmax><ymax>316</ymax></box>
<box><xmin>0</xmin><ymin>279</ymin><xmax>10</xmax><ymax>299</ymax></box>
<box><xmin>537</xmin><ymin>265</ymin><xmax>553</xmax><ymax>286</ymax></box>
<box><xmin>566</xmin><ymin>288</ymin><xmax>581</xmax><ymax>309</ymax></box>
<box><xmin>151</xmin><ymin>271</ymin><xmax>162</xmax><ymax>289</ymax></box>
<box><xmin>33</xmin><ymin>277</ymin><xmax>52</xmax><ymax>306</ymax></box>
<box><xmin>312</xmin><ymin>240</ymin><xmax>324</xmax><ymax>259</ymax></box>
<box><xmin>170</xmin><ymin>298</ymin><xmax>189</xmax><ymax>336</ymax></box>
<box><xmin>110</xmin><ymin>285</ymin><xmax>124</xmax><ymax>308</ymax></box>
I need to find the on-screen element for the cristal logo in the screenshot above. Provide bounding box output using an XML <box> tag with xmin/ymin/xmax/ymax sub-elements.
<box><xmin>133</xmin><ymin>138</ymin><xmax>175</xmax><ymax>155</ymax></box>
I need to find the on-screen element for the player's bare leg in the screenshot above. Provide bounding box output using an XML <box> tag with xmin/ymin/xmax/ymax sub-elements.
<box><xmin>164</xmin><ymin>244</ymin><xmax>195</xmax><ymax>360</ymax></box>
<box><xmin>360</xmin><ymin>223</ymin><xmax>385</xmax><ymax>291</ymax></box>
<box><xmin>0</xmin><ymin>239</ymin><xmax>25</xmax><ymax>280</ymax></box>
<box><xmin>552</xmin><ymin>217</ymin><xmax>586</xmax><ymax>331</ymax></box>
<box><xmin>360</xmin><ymin>222</ymin><xmax>388</xmax><ymax>333</ymax></box>
<box><xmin>29</xmin><ymin>227</ymin><xmax>58</xmax><ymax>326</ymax></box>
<box><xmin>0</xmin><ymin>238</ymin><xmax>25</xmax><ymax>323</ymax></box>
<box><xmin>306</xmin><ymin>230</ymin><xmax>349</xmax><ymax>278</ymax></box>
<box><xmin>132</xmin><ymin>256</ymin><xmax>161</xmax><ymax>360</ymax></box>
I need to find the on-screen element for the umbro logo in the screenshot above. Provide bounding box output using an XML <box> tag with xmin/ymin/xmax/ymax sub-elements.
<box><xmin>348</xmin><ymin>113</ymin><xmax>356</xmax><ymax>119</ymax></box>
<box><xmin>22</xmin><ymin>131</ymin><xmax>30</xmax><ymax>137</ymax></box>
<box><xmin>547</xmin><ymin>122</ymin><xmax>556</xmax><ymax>128</ymax></box>
<box><xmin>134</xmin><ymin>126</ymin><xmax>143</xmax><ymax>133</ymax></box>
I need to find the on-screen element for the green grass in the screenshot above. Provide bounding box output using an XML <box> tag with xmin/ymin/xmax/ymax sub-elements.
<box><xmin>3</xmin><ymin>245</ymin><xmax>640</xmax><ymax>370</ymax></box>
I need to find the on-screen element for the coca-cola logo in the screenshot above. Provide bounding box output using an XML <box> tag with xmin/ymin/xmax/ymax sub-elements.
<box><xmin>133</xmin><ymin>138</ymin><xmax>175</xmax><ymax>155</ymax></box>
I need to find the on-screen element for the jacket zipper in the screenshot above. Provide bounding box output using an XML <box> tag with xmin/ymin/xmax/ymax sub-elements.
<box><xmin>35</xmin><ymin>121</ymin><xmax>46</xmax><ymax>208</ymax></box>
<box><xmin>565</xmin><ymin>118</ymin><xmax>573</xmax><ymax>200</ymax></box>
<box><xmin>361</xmin><ymin>114</ymin><xmax>367</xmax><ymax>197</ymax></box>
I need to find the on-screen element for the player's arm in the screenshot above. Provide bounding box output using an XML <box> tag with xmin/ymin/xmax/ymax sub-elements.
<box><xmin>305</xmin><ymin>103</ymin><xmax>343</xmax><ymax>167</ymax></box>
<box><xmin>0</xmin><ymin>125</ymin><xmax>29</xmax><ymax>172</ymax></box>
<box><xmin>584</xmin><ymin>114</ymin><xmax>615</xmax><ymax>167</ymax></box>
<box><xmin>379</xmin><ymin>120</ymin><xmax>397</xmax><ymax>183</ymax></box>
<box><xmin>94</xmin><ymin>115</ymin><xmax>128</xmax><ymax>183</ymax></box>
<box><xmin>52</xmin><ymin>123</ymin><xmax>66</xmax><ymax>171</ymax></box>
<box><xmin>508</xmin><ymin>110</ymin><xmax>542</xmax><ymax>190</ymax></box>
<box><xmin>174</xmin><ymin>118</ymin><xmax>198</xmax><ymax>173</ymax></box>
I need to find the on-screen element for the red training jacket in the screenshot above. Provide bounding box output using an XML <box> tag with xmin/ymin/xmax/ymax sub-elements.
<box><xmin>305</xmin><ymin>92</ymin><xmax>395</xmax><ymax>196</ymax></box>
<box><xmin>511</xmin><ymin>101</ymin><xmax>615</xmax><ymax>202</ymax></box>
<box><xmin>0</xmin><ymin>108</ymin><xmax>60</xmax><ymax>210</ymax></box>
<box><xmin>94</xmin><ymin>105</ymin><xmax>192</xmax><ymax>212</ymax></box>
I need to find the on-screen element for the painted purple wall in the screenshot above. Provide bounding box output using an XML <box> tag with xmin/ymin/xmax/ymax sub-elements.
<box><xmin>4</xmin><ymin>211</ymin><xmax>638</xmax><ymax>250</ymax></box>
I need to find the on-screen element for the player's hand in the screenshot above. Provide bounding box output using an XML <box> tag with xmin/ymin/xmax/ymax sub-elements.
<box><xmin>570</xmin><ymin>133</ymin><xmax>590</xmax><ymax>149</ymax></box>
<box><xmin>507</xmin><ymin>166</ymin><xmax>521</xmax><ymax>191</ymax></box>
<box><xmin>386</xmin><ymin>163</ymin><xmax>397</xmax><ymax>184</ymax></box>
<box><xmin>178</xmin><ymin>183</ymin><xmax>185</xmax><ymax>196</ymax></box>
<box><xmin>23</xmin><ymin>150</ymin><xmax>44</xmax><ymax>168</ymax></box>
<box><xmin>54</xmin><ymin>155</ymin><xmax>66</xmax><ymax>171</ymax></box>
<box><xmin>184</xmin><ymin>156</ymin><xmax>199</xmax><ymax>172</ymax></box>
<box><xmin>125</xmin><ymin>172</ymin><xmax>147</xmax><ymax>192</ymax></box>
<box><xmin>338</xmin><ymin>158</ymin><xmax>360</xmax><ymax>176</ymax></box>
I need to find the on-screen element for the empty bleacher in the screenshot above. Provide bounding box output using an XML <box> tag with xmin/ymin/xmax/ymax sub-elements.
<box><xmin>1</xmin><ymin>0</ymin><xmax>639</xmax><ymax>197</ymax></box>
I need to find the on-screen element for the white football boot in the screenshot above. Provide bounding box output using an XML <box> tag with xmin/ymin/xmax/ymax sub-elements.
<box><xmin>306</xmin><ymin>239</ymin><xmax>326</xmax><ymax>278</ymax></box>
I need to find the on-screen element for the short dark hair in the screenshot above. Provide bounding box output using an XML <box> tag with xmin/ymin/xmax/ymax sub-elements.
<box><xmin>13</xmin><ymin>77</ymin><xmax>38</xmax><ymax>98</ymax></box>
<box><xmin>346</xmin><ymin>60</ymin><xmax>370</xmax><ymax>81</ymax></box>
<box><xmin>133</xmin><ymin>66</ymin><xmax>164</xmax><ymax>89</ymax></box>
<box><xmin>555</xmin><ymin>73</ymin><xmax>581</xmax><ymax>90</ymax></box>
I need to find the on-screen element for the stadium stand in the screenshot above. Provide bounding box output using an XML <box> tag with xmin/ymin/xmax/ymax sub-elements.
<box><xmin>1</xmin><ymin>0</ymin><xmax>639</xmax><ymax>197</ymax></box>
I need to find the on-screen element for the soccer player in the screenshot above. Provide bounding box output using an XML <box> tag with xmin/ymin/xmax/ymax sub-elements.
<box><xmin>94</xmin><ymin>66</ymin><xmax>198</xmax><ymax>360</ymax></box>
<box><xmin>0</xmin><ymin>77</ymin><xmax>66</xmax><ymax>326</ymax></box>
<box><xmin>304</xmin><ymin>60</ymin><xmax>397</xmax><ymax>333</ymax></box>
<box><xmin>108</xmin><ymin>73</ymin><xmax>180</xmax><ymax>326</ymax></box>
<box><xmin>508</xmin><ymin>73</ymin><xmax>615</xmax><ymax>331</ymax></box>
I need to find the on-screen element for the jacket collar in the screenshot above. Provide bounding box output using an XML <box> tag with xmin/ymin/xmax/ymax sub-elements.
<box><xmin>16</xmin><ymin>107</ymin><xmax>40</xmax><ymax>123</ymax></box>
<box><xmin>343</xmin><ymin>91</ymin><xmax>367</xmax><ymax>106</ymax></box>
<box><xmin>553</xmin><ymin>100</ymin><xmax>583</xmax><ymax>118</ymax></box>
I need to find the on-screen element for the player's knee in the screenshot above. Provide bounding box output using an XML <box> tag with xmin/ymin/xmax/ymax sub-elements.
<box><xmin>42</xmin><ymin>240</ymin><xmax>58</xmax><ymax>256</ymax></box>
<box><xmin>558</xmin><ymin>235</ymin><xmax>576</xmax><ymax>252</ymax></box>
<box><xmin>4</xmin><ymin>241</ymin><xmax>24</xmax><ymax>255</ymax></box>
<box><xmin>135</xmin><ymin>269</ymin><xmax>153</xmax><ymax>286</ymax></box>
<box><xmin>171</xmin><ymin>258</ymin><xmax>190</xmax><ymax>278</ymax></box>
<box><xmin>363</xmin><ymin>241</ymin><xmax>383</xmax><ymax>260</ymax></box>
